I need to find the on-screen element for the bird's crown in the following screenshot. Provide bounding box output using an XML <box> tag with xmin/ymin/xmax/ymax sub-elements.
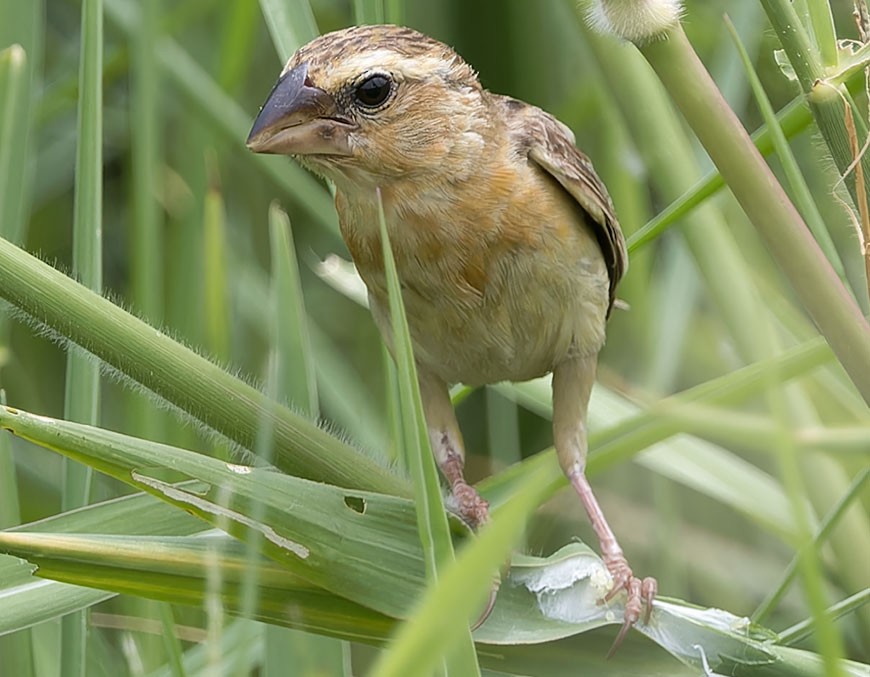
<box><xmin>284</xmin><ymin>24</ymin><xmax>479</xmax><ymax>90</ymax></box>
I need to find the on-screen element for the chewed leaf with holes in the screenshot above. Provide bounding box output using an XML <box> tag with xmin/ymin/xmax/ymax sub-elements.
<box><xmin>0</xmin><ymin>404</ymin><xmax>426</xmax><ymax>619</ymax></box>
<box><xmin>3</xmin><ymin>405</ymin><xmax>870</xmax><ymax>676</ymax></box>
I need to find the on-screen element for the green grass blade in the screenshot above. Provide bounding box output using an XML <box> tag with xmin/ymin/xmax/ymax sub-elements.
<box><xmin>805</xmin><ymin>0</ymin><xmax>838</xmax><ymax>69</ymax></box>
<box><xmin>0</xmin><ymin>554</ymin><xmax>114</xmax><ymax>637</ymax></box>
<box><xmin>0</xmin><ymin>383</ymin><xmax>32</xmax><ymax>675</ymax></box>
<box><xmin>257</xmin><ymin>0</ymin><xmax>318</xmax><ymax>64</ymax></box>
<box><xmin>203</xmin><ymin>189</ymin><xmax>231</xmax><ymax>363</ymax></box>
<box><xmin>0</xmin><ymin>235</ymin><xmax>404</xmax><ymax>496</ymax></box>
<box><xmin>268</xmin><ymin>205</ymin><xmax>345</xmax><ymax>674</ymax></box>
<box><xmin>127</xmin><ymin>0</ymin><xmax>165</xmax><ymax>445</ymax></box>
<box><xmin>353</xmin><ymin>0</ymin><xmax>385</xmax><ymax>24</ymax></box>
<box><xmin>129</xmin><ymin>0</ymin><xmax>163</xmax><ymax>326</ymax></box>
<box><xmin>777</xmin><ymin>589</ymin><xmax>870</xmax><ymax>648</ymax></box>
<box><xmin>0</xmin><ymin>45</ymin><xmax>30</xmax><ymax>247</ymax></box>
<box><xmin>372</xmin><ymin>462</ymin><xmax>553</xmax><ymax>677</ymax></box>
<box><xmin>376</xmin><ymin>191</ymin><xmax>454</xmax><ymax>571</ymax></box>
<box><xmin>157</xmin><ymin>604</ymin><xmax>186</xmax><ymax>677</ymax></box>
<box><xmin>102</xmin><ymin>0</ymin><xmax>340</xmax><ymax>240</ymax></box>
<box><xmin>0</xmin><ymin>389</ymin><xmax>20</xmax><ymax>528</ymax></box>
<box><xmin>0</xmin><ymin>405</ymin><xmax>424</xmax><ymax>619</ymax></box>
<box><xmin>486</xmin><ymin>389</ymin><xmax>520</xmax><ymax>467</ymax></box>
<box><xmin>217</xmin><ymin>0</ymin><xmax>259</xmax><ymax>94</ymax></box>
<box><xmin>0</xmin><ymin>0</ymin><xmax>41</xmax><ymax>248</ymax></box>
<box><xmin>62</xmin><ymin>0</ymin><xmax>104</xmax><ymax>673</ymax></box>
<box><xmin>0</xmin><ymin>531</ymin><xmax>394</xmax><ymax>643</ymax></box>
<box><xmin>753</xmin><ymin>468</ymin><xmax>870</xmax><ymax>624</ymax></box>
<box><xmin>64</xmin><ymin>0</ymin><xmax>103</xmax><ymax>506</ymax></box>
<box><xmin>376</xmin><ymin>190</ymin><xmax>479</xmax><ymax>674</ymax></box>
<box><xmin>269</xmin><ymin>203</ymin><xmax>318</xmax><ymax>416</ymax></box>
<box><xmin>233</xmin><ymin>267</ymin><xmax>388</xmax><ymax>452</ymax></box>
<box><xmin>0</xmin><ymin>49</ymin><xmax>32</xmax><ymax>570</ymax></box>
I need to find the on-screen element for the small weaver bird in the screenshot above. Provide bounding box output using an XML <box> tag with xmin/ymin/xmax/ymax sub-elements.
<box><xmin>247</xmin><ymin>24</ymin><xmax>656</xmax><ymax>649</ymax></box>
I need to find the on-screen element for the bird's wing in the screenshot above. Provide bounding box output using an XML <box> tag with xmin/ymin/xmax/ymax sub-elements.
<box><xmin>499</xmin><ymin>96</ymin><xmax>628</xmax><ymax>312</ymax></box>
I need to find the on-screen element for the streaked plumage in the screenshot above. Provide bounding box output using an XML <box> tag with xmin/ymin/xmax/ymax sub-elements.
<box><xmin>247</xmin><ymin>24</ymin><xmax>653</xmax><ymax>651</ymax></box>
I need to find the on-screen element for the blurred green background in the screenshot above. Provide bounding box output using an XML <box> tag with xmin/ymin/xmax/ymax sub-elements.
<box><xmin>1</xmin><ymin>0</ymin><xmax>869</xmax><ymax>674</ymax></box>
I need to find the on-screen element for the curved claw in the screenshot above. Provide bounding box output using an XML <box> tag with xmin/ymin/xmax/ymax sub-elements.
<box><xmin>641</xmin><ymin>577</ymin><xmax>657</xmax><ymax>624</ymax></box>
<box><xmin>606</xmin><ymin>617</ymin><xmax>634</xmax><ymax>660</ymax></box>
<box><xmin>599</xmin><ymin>559</ymin><xmax>657</xmax><ymax>658</ymax></box>
<box><xmin>471</xmin><ymin>575</ymin><xmax>500</xmax><ymax>631</ymax></box>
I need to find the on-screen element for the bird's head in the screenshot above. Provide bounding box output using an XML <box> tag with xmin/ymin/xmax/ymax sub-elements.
<box><xmin>246</xmin><ymin>25</ymin><xmax>490</xmax><ymax>190</ymax></box>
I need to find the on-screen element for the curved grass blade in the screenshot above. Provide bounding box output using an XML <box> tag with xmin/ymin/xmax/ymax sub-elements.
<box><xmin>376</xmin><ymin>190</ymin><xmax>480</xmax><ymax>674</ymax></box>
<box><xmin>0</xmin><ymin>404</ymin><xmax>423</xmax><ymax>620</ymax></box>
<box><xmin>0</xmin><ymin>554</ymin><xmax>113</xmax><ymax>637</ymax></box>
<box><xmin>0</xmin><ymin>234</ymin><xmax>403</xmax><ymax>497</ymax></box>
<box><xmin>0</xmin><ymin>531</ymin><xmax>394</xmax><ymax>644</ymax></box>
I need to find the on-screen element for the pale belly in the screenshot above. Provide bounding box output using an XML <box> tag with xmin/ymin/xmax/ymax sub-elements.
<box><xmin>365</xmin><ymin>245</ymin><xmax>610</xmax><ymax>387</ymax></box>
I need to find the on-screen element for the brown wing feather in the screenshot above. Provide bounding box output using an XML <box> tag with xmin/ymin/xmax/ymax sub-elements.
<box><xmin>497</xmin><ymin>96</ymin><xmax>627</xmax><ymax>312</ymax></box>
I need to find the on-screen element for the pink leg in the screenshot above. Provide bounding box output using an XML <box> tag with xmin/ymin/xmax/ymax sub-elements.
<box><xmin>417</xmin><ymin>368</ymin><xmax>496</xmax><ymax>627</ymax></box>
<box><xmin>553</xmin><ymin>356</ymin><xmax>656</xmax><ymax>656</ymax></box>
<box><xmin>569</xmin><ymin>470</ymin><xmax>657</xmax><ymax>657</ymax></box>
<box><xmin>417</xmin><ymin>368</ymin><xmax>489</xmax><ymax>528</ymax></box>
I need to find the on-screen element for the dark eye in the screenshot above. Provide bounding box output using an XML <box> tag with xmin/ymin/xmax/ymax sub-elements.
<box><xmin>353</xmin><ymin>74</ymin><xmax>393</xmax><ymax>108</ymax></box>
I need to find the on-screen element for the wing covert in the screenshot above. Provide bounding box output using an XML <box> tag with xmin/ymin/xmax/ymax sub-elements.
<box><xmin>501</xmin><ymin>97</ymin><xmax>627</xmax><ymax>312</ymax></box>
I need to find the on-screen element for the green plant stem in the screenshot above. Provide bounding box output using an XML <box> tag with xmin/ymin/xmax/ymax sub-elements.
<box><xmin>726</xmin><ymin>16</ymin><xmax>844</xmax><ymax>277</ymax></box>
<box><xmin>640</xmin><ymin>26</ymin><xmax>870</xmax><ymax>406</ymax></box>
<box><xmin>761</xmin><ymin>0</ymin><xmax>870</xmax><ymax>213</ymax></box>
<box><xmin>0</xmin><ymin>235</ymin><xmax>405</xmax><ymax>497</ymax></box>
<box><xmin>62</xmin><ymin>0</ymin><xmax>104</xmax><ymax>673</ymax></box>
<box><xmin>585</xmin><ymin>27</ymin><xmax>769</xmax><ymax>364</ymax></box>
<box><xmin>777</xmin><ymin>589</ymin><xmax>870</xmax><ymax>647</ymax></box>
<box><xmin>753</xmin><ymin>468</ymin><xmax>870</xmax><ymax>624</ymax></box>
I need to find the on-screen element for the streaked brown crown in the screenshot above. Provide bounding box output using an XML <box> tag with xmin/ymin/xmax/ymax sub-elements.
<box><xmin>284</xmin><ymin>24</ymin><xmax>478</xmax><ymax>86</ymax></box>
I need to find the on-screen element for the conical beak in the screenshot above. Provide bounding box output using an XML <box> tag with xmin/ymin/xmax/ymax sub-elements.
<box><xmin>246</xmin><ymin>62</ymin><xmax>355</xmax><ymax>156</ymax></box>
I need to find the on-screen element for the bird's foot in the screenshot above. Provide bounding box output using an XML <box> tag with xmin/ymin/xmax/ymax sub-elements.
<box><xmin>601</xmin><ymin>553</ymin><xmax>657</xmax><ymax>658</ymax></box>
<box><xmin>448</xmin><ymin>477</ymin><xmax>497</xmax><ymax>630</ymax></box>
<box><xmin>566</xmin><ymin>468</ymin><xmax>656</xmax><ymax>656</ymax></box>
<box><xmin>451</xmin><ymin>479</ymin><xmax>490</xmax><ymax>529</ymax></box>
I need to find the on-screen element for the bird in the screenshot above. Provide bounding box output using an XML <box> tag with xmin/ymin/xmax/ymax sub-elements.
<box><xmin>246</xmin><ymin>24</ymin><xmax>656</xmax><ymax>651</ymax></box>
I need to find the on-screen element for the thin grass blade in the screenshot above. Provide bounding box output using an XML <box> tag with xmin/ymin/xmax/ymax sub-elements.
<box><xmin>376</xmin><ymin>190</ymin><xmax>480</xmax><ymax>674</ymax></box>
